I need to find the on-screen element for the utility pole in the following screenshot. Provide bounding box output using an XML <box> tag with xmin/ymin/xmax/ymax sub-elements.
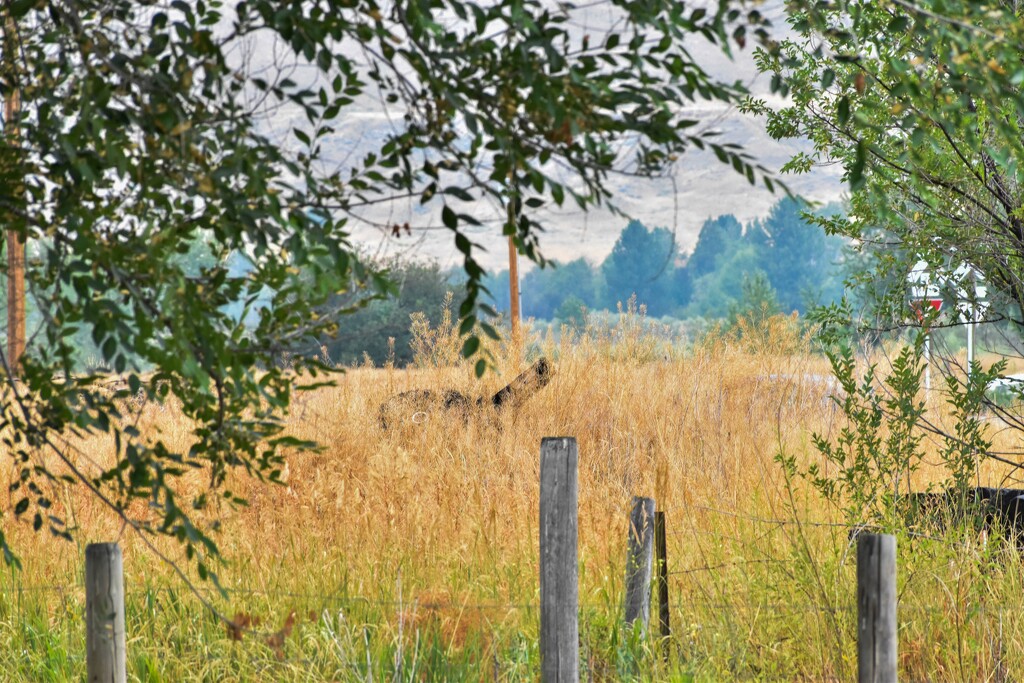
<box><xmin>507</xmin><ymin>234</ymin><xmax>520</xmax><ymax>338</ymax></box>
<box><xmin>3</xmin><ymin>13</ymin><xmax>23</xmax><ymax>378</ymax></box>
<box><xmin>507</xmin><ymin>176</ymin><xmax>521</xmax><ymax>348</ymax></box>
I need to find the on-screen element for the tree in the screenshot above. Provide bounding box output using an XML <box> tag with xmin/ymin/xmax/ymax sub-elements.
<box><xmin>726</xmin><ymin>270</ymin><xmax>781</xmax><ymax>330</ymax></box>
<box><xmin>753</xmin><ymin>0</ymin><xmax>1024</xmax><ymax>522</ymax></box>
<box><xmin>555</xmin><ymin>294</ymin><xmax>588</xmax><ymax>330</ymax></box>
<box><xmin>601</xmin><ymin>220</ymin><xmax>679</xmax><ymax>316</ymax></box>
<box><xmin>675</xmin><ymin>214</ymin><xmax>744</xmax><ymax>313</ymax></box>
<box><xmin>0</xmin><ymin>0</ymin><xmax>778</xmax><ymax>578</ymax></box>
<box><xmin>674</xmin><ymin>202</ymin><xmax>846</xmax><ymax>320</ymax></box>
<box><xmin>521</xmin><ymin>258</ymin><xmax>600</xmax><ymax>320</ymax></box>
<box><xmin>758</xmin><ymin>197</ymin><xmax>844</xmax><ymax>313</ymax></box>
<box><xmin>686</xmin><ymin>242</ymin><xmax>763</xmax><ymax>318</ymax></box>
<box><xmin>685</xmin><ymin>214</ymin><xmax>744</xmax><ymax>280</ymax></box>
<box><xmin>316</xmin><ymin>259</ymin><xmax>452</xmax><ymax>367</ymax></box>
<box><xmin>750</xmin><ymin>0</ymin><xmax>1024</xmax><ymax>328</ymax></box>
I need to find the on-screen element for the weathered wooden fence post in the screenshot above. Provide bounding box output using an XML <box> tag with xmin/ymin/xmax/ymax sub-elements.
<box><xmin>86</xmin><ymin>542</ymin><xmax>127</xmax><ymax>683</ymax></box>
<box><xmin>857</xmin><ymin>533</ymin><xmax>897</xmax><ymax>683</ymax></box>
<box><xmin>655</xmin><ymin>510</ymin><xmax>670</xmax><ymax>649</ymax></box>
<box><xmin>624</xmin><ymin>496</ymin><xmax>655</xmax><ymax>632</ymax></box>
<box><xmin>540</xmin><ymin>437</ymin><xmax>579</xmax><ymax>682</ymax></box>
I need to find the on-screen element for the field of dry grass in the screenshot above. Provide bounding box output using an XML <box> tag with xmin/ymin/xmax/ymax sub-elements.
<box><xmin>2</xmin><ymin>309</ymin><xmax>1024</xmax><ymax>680</ymax></box>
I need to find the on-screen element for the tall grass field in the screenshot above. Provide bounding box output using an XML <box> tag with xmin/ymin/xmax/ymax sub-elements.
<box><xmin>1</xmin><ymin>309</ymin><xmax>1022</xmax><ymax>681</ymax></box>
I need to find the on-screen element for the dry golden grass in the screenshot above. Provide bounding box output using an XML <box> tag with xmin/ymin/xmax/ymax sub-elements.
<box><xmin>3</xmin><ymin>310</ymin><xmax>1024</xmax><ymax>680</ymax></box>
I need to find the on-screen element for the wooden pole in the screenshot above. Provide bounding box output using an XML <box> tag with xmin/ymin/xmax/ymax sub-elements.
<box><xmin>625</xmin><ymin>496</ymin><xmax>655</xmax><ymax>632</ymax></box>
<box><xmin>655</xmin><ymin>510</ymin><xmax>670</xmax><ymax>649</ymax></box>
<box><xmin>86</xmin><ymin>543</ymin><xmax>127</xmax><ymax>683</ymax></box>
<box><xmin>3</xmin><ymin>14</ymin><xmax>23</xmax><ymax>377</ymax></box>
<box><xmin>508</xmin><ymin>234</ymin><xmax>520</xmax><ymax>336</ymax></box>
<box><xmin>539</xmin><ymin>437</ymin><xmax>579</xmax><ymax>682</ymax></box>
<box><xmin>857</xmin><ymin>533</ymin><xmax>897</xmax><ymax>683</ymax></box>
<box><xmin>507</xmin><ymin>199</ymin><xmax>521</xmax><ymax>346</ymax></box>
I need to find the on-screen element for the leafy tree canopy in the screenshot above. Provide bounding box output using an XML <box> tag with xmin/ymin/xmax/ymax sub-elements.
<box><xmin>522</xmin><ymin>258</ymin><xmax>601</xmax><ymax>321</ymax></box>
<box><xmin>0</xmin><ymin>0</ymin><xmax>776</xmax><ymax>577</ymax></box>
<box><xmin>601</xmin><ymin>220</ymin><xmax>678</xmax><ymax>316</ymax></box>
<box><xmin>683</xmin><ymin>200</ymin><xmax>845</xmax><ymax>317</ymax></box>
<box><xmin>751</xmin><ymin>0</ymin><xmax>1024</xmax><ymax>328</ymax></box>
<box><xmin>752</xmin><ymin>0</ymin><xmax>1024</xmax><ymax>512</ymax></box>
<box><xmin>757</xmin><ymin>197</ymin><xmax>845</xmax><ymax>313</ymax></box>
<box><xmin>315</xmin><ymin>258</ymin><xmax>452</xmax><ymax>368</ymax></box>
<box><xmin>686</xmin><ymin>214</ymin><xmax>744</xmax><ymax>279</ymax></box>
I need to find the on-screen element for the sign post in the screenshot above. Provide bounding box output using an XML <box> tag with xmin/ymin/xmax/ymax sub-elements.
<box><xmin>909</xmin><ymin>260</ymin><xmax>942</xmax><ymax>393</ymax></box>
<box><xmin>908</xmin><ymin>259</ymin><xmax>989</xmax><ymax>394</ymax></box>
<box><xmin>950</xmin><ymin>264</ymin><xmax>988</xmax><ymax>383</ymax></box>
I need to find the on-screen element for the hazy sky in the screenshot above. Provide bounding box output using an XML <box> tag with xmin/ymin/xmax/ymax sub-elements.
<box><xmin>250</xmin><ymin>1</ymin><xmax>845</xmax><ymax>273</ymax></box>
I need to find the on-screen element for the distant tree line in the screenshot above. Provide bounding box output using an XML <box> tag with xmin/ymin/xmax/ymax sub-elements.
<box><xmin>305</xmin><ymin>198</ymin><xmax>848</xmax><ymax>365</ymax></box>
<box><xmin>484</xmin><ymin>197</ymin><xmax>847</xmax><ymax>322</ymax></box>
<box><xmin>29</xmin><ymin>197</ymin><xmax>845</xmax><ymax>369</ymax></box>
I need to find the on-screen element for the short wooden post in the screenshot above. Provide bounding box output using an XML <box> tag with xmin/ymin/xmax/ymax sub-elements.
<box><xmin>540</xmin><ymin>437</ymin><xmax>579</xmax><ymax>682</ymax></box>
<box><xmin>86</xmin><ymin>543</ymin><xmax>127</xmax><ymax>683</ymax></box>
<box><xmin>624</xmin><ymin>496</ymin><xmax>655</xmax><ymax>632</ymax></box>
<box><xmin>857</xmin><ymin>533</ymin><xmax>897</xmax><ymax>683</ymax></box>
<box><xmin>655</xmin><ymin>510</ymin><xmax>670</xmax><ymax>649</ymax></box>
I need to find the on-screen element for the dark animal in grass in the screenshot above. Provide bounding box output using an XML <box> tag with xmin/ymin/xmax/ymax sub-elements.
<box><xmin>902</xmin><ymin>487</ymin><xmax>1024</xmax><ymax>550</ymax></box>
<box><xmin>378</xmin><ymin>358</ymin><xmax>552</xmax><ymax>429</ymax></box>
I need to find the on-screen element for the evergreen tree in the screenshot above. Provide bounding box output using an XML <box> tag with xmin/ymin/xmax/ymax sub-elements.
<box><xmin>726</xmin><ymin>270</ymin><xmax>782</xmax><ymax>329</ymax></box>
<box><xmin>522</xmin><ymin>258</ymin><xmax>600</xmax><ymax>319</ymax></box>
<box><xmin>686</xmin><ymin>215</ymin><xmax>744</xmax><ymax>279</ymax></box>
<box><xmin>601</xmin><ymin>220</ymin><xmax>678</xmax><ymax>315</ymax></box>
<box><xmin>759</xmin><ymin>198</ymin><xmax>844</xmax><ymax>313</ymax></box>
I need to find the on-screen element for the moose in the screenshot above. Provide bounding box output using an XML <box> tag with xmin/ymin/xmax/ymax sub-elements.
<box><xmin>378</xmin><ymin>357</ymin><xmax>552</xmax><ymax>429</ymax></box>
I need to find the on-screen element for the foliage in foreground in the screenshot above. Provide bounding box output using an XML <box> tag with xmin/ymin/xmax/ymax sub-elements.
<box><xmin>0</xmin><ymin>0</ymin><xmax>777</xmax><ymax>576</ymax></box>
<box><xmin>754</xmin><ymin>0</ymin><xmax>1024</xmax><ymax>433</ymax></box>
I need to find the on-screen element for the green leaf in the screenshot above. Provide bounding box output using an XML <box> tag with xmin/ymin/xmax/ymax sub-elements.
<box><xmin>461</xmin><ymin>336</ymin><xmax>480</xmax><ymax>358</ymax></box>
<box><xmin>837</xmin><ymin>96</ymin><xmax>850</xmax><ymax>126</ymax></box>
<box><xmin>442</xmin><ymin>205</ymin><xmax>458</xmax><ymax>230</ymax></box>
<box><xmin>850</xmin><ymin>138</ymin><xmax>867</xmax><ymax>190</ymax></box>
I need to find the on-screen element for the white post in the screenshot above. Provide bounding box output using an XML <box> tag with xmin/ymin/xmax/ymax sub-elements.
<box><xmin>967</xmin><ymin>309</ymin><xmax>974</xmax><ymax>382</ymax></box>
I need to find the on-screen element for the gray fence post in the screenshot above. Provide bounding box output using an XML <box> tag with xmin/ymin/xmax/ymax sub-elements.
<box><xmin>540</xmin><ymin>437</ymin><xmax>579</xmax><ymax>682</ymax></box>
<box><xmin>655</xmin><ymin>510</ymin><xmax>670</xmax><ymax>649</ymax></box>
<box><xmin>857</xmin><ymin>533</ymin><xmax>897</xmax><ymax>683</ymax></box>
<box><xmin>625</xmin><ymin>496</ymin><xmax>655</xmax><ymax>632</ymax></box>
<box><xmin>86</xmin><ymin>542</ymin><xmax>127</xmax><ymax>683</ymax></box>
